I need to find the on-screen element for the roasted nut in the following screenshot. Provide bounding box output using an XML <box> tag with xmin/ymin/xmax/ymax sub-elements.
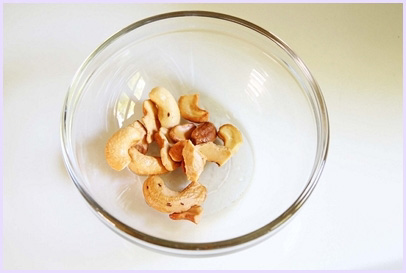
<box><xmin>143</xmin><ymin>175</ymin><xmax>207</xmax><ymax>213</ymax></box>
<box><xmin>154</xmin><ymin>128</ymin><xmax>180</xmax><ymax>171</ymax></box>
<box><xmin>134</xmin><ymin>136</ymin><xmax>148</xmax><ymax>154</ymax></box>
<box><xmin>178</xmin><ymin>94</ymin><xmax>209</xmax><ymax>123</ymax></box>
<box><xmin>106</xmin><ymin>87</ymin><xmax>243</xmax><ymax>225</ymax></box>
<box><xmin>128</xmin><ymin>147</ymin><xmax>168</xmax><ymax>175</ymax></box>
<box><xmin>105</xmin><ymin>120</ymin><xmax>146</xmax><ymax>171</ymax></box>
<box><xmin>168</xmin><ymin>140</ymin><xmax>187</xmax><ymax>162</ymax></box>
<box><xmin>169</xmin><ymin>205</ymin><xmax>203</xmax><ymax>224</ymax></box>
<box><xmin>197</xmin><ymin>142</ymin><xmax>233</xmax><ymax>166</ymax></box>
<box><xmin>182</xmin><ymin>140</ymin><xmax>206</xmax><ymax>182</ymax></box>
<box><xmin>191</xmin><ymin>122</ymin><xmax>217</xmax><ymax>145</ymax></box>
<box><xmin>149</xmin><ymin>87</ymin><xmax>180</xmax><ymax>128</ymax></box>
<box><xmin>218</xmin><ymin>124</ymin><xmax>243</xmax><ymax>154</ymax></box>
<box><xmin>168</xmin><ymin>123</ymin><xmax>196</xmax><ymax>143</ymax></box>
<box><xmin>153</xmin><ymin>132</ymin><xmax>165</xmax><ymax>148</ymax></box>
<box><xmin>141</xmin><ymin>99</ymin><xmax>160</xmax><ymax>144</ymax></box>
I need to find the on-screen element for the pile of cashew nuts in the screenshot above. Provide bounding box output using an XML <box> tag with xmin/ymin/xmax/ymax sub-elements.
<box><xmin>105</xmin><ymin>87</ymin><xmax>242</xmax><ymax>224</ymax></box>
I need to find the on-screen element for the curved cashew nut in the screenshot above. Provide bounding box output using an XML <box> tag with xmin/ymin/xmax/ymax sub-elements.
<box><xmin>218</xmin><ymin>124</ymin><xmax>243</xmax><ymax>154</ymax></box>
<box><xmin>168</xmin><ymin>123</ymin><xmax>196</xmax><ymax>143</ymax></box>
<box><xmin>128</xmin><ymin>147</ymin><xmax>168</xmax><ymax>176</ymax></box>
<box><xmin>141</xmin><ymin>99</ymin><xmax>160</xmax><ymax>144</ymax></box>
<box><xmin>143</xmin><ymin>175</ymin><xmax>207</xmax><ymax>213</ymax></box>
<box><xmin>154</xmin><ymin>127</ymin><xmax>180</xmax><ymax>171</ymax></box>
<box><xmin>169</xmin><ymin>205</ymin><xmax>203</xmax><ymax>224</ymax></box>
<box><xmin>105</xmin><ymin>120</ymin><xmax>146</xmax><ymax>171</ymax></box>
<box><xmin>149</xmin><ymin>87</ymin><xmax>180</xmax><ymax>128</ymax></box>
<box><xmin>197</xmin><ymin>142</ymin><xmax>233</xmax><ymax>167</ymax></box>
<box><xmin>168</xmin><ymin>140</ymin><xmax>187</xmax><ymax>162</ymax></box>
<box><xmin>182</xmin><ymin>140</ymin><xmax>207</xmax><ymax>182</ymax></box>
<box><xmin>134</xmin><ymin>136</ymin><xmax>148</xmax><ymax>155</ymax></box>
<box><xmin>178</xmin><ymin>94</ymin><xmax>209</xmax><ymax>123</ymax></box>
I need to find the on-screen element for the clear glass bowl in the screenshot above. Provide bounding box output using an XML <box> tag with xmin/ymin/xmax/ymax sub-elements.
<box><xmin>61</xmin><ymin>11</ymin><xmax>329</xmax><ymax>256</ymax></box>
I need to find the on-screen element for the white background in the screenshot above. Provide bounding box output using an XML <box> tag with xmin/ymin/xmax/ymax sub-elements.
<box><xmin>3</xmin><ymin>3</ymin><xmax>403</xmax><ymax>270</ymax></box>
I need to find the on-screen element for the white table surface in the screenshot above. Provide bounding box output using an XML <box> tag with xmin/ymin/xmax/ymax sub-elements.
<box><xmin>3</xmin><ymin>3</ymin><xmax>403</xmax><ymax>270</ymax></box>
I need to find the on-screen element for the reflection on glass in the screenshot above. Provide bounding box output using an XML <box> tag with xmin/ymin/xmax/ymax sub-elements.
<box><xmin>127</xmin><ymin>72</ymin><xmax>145</xmax><ymax>100</ymax></box>
<box><xmin>245</xmin><ymin>68</ymin><xmax>266</xmax><ymax>109</ymax></box>
<box><xmin>115</xmin><ymin>93</ymin><xmax>130</xmax><ymax>127</ymax></box>
<box><xmin>114</xmin><ymin>72</ymin><xmax>146</xmax><ymax>127</ymax></box>
<box><xmin>127</xmin><ymin>100</ymin><xmax>135</xmax><ymax>121</ymax></box>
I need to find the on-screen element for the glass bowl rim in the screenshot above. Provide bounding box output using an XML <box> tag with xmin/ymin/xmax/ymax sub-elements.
<box><xmin>60</xmin><ymin>10</ymin><xmax>330</xmax><ymax>256</ymax></box>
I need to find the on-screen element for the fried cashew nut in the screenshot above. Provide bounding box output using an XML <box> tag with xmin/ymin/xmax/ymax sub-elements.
<box><xmin>143</xmin><ymin>175</ymin><xmax>207</xmax><ymax>214</ymax></box>
<box><xmin>128</xmin><ymin>147</ymin><xmax>168</xmax><ymax>176</ymax></box>
<box><xmin>168</xmin><ymin>140</ymin><xmax>187</xmax><ymax>162</ymax></box>
<box><xmin>149</xmin><ymin>87</ymin><xmax>180</xmax><ymax>128</ymax></box>
<box><xmin>169</xmin><ymin>205</ymin><xmax>203</xmax><ymax>224</ymax></box>
<box><xmin>197</xmin><ymin>142</ymin><xmax>233</xmax><ymax>167</ymax></box>
<box><xmin>134</xmin><ymin>136</ymin><xmax>148</xmax><ymax>155</ymax></box>
<box><xmin>105</xmin><ymin>120</ymin><xmax>146</xmax><ymax>171</ymax></box>
<box><xmin>178</xmin><ymin>94</ymin><xmax>209</xmax><ymax>123</ymax></box>
<box><xmin>218</xmin><ymin>124</ymin><xmax>243</xmax><ymax>154</ymax></box>
<box><xmin>182</xmin><ymin>140</ymin><xmax>207</xmax><ymax>182</ymax></box>
<box><xmin>168</xmin><ymin>123</ymin><xmax>196</xmax><ymax>143</ymax></box>
<box><xmin>141</xmin><ymin>99</ymin><xmax>160</xmax><ymax>144</ymax></box>
<box><xmin>154</xmin><ymin>127</ymin><xmax>180</xmax><ymax>171</ymax></box>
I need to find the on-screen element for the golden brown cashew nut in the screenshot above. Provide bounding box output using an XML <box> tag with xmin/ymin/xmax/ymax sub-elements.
<box><xmin>178</xmin><ymin>94</ymin><xmax>209</xmax><ymax>123</ymax></box>
<box><xmin>143</xmin><ymin>175</ymin><xmax>207</xmax><ymax>213</ymax></box>
<box><xmin>168</xmin><ymin>140</ymin><xmax>187</xmax><ymax>162</ymax></box>
<box><xmin>141</xmin><ymin>99</ymin><xmax>160</xmax><ymax>144</ymax></box>
<box><xmin>197</xmin><ymin>142</ymin><xmax>233</xmax><ymax>167</ymax></box>
<box><xmin>149</xmin><ymin>87</ymin><xmax>180</xmax><ymax>128</ymax></box>
<box><xmin>154</xmin><ymin>128</ymin><xmax>180</xmax><ymax>171</ymax></box>
<box><xmin>128</xmin><ymin>147</ymin><xmax>168</xmax><ymax>176</ymax></box>
<box><xmin>134</xmin><ymin>136</ymin><xmax>148</xmax><ymax>155</ymax></box>
<box><xmin>169</xmin><ymin>205</ymin><xmax>203</xmax><ymax>224</ymax></box>
<box><xmin>105</xmin><ymin>120</ymin><xmax>146</xmax><ymax>171</ymax></box>
<box><xmin>168</xmin><ymin>123</ymin><xmax>196</xmax><ymax>143</ymax></box>
<box><xmin>182</xmin><ymin>140</ymin><xmax>207</xmax><ymax>182</ymax></box>
<box><xmin>218</xmin><ymin>124</ymin><xmax>243</xmax><ymax>154</ymax></box>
